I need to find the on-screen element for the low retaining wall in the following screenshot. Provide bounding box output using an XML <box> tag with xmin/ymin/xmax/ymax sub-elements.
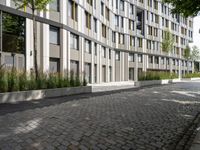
<box><xmin>0</xmin><ymin>86</ymin><xmax>92</xmax><ymax>104</ymax></box>
<box><xmin>136</xmin><ymin>79</ymin><xmax>180</xmax><ymax>87</ymax></box>
<box><xmin>182</xmin><ymin>77</ymin><xmax>200</xmax><ymax>81</ymax></box>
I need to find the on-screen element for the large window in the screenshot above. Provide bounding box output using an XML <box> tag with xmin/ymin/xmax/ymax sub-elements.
<box><xmin>49</xmin><ymin>58</ymin><xmax>60</xmax><ymax>73</ymax></box>
<box><xmin>70</xmin><ymin>33</ymin><xmax>79</xmax><ymax>50</ymax></box>
<box><xmin>50</xmin><ymin>0</ymin><xmax>59</xmax><ymax>12</ymax></box>
<box><xmin>50</xmin><ymin>26</ymin><xmax>60</xmax><ymax>45</ymax></box>
<box><xmin>68</xmin><ymin>0</ymin><xmax>78</xmax><ymax>21</ymax></box>
<box><xmin>85</xmin><ymin>39</ymin><xmax>91</xmax><ymax>54</ymax></box>
<box><xmin>2</xmin><ymin>12</ymin><xmax>25</xmax><ymax>54</ymax></box>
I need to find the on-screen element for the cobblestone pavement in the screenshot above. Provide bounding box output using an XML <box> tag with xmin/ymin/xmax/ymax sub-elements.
<box><xmin>0</xmin><ymin>81</ymin><xmax>200</xmax><ymax>150</ymax></box>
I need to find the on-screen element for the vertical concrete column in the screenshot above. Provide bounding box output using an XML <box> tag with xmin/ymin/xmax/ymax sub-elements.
<box><xmin>60</xmin><ymin>0</ymin><xmax>67</xmax><ymax>25</ymax></box>
<box><xmin>112</xmin><ymin>50</ymin><xmax>115</xmax><ymax>82</ymax></box>
<box><xmin>121</xmin><ymin>52</ymin><xmax>124</xmax><ymax>81</ymax></box>
<box><xmin>143</xmin><ymin>54</ymin><xmax>147</xmax><ymax>72</ymax></box>
<box><xmin>187</xmin><ymin>61</ymin><xmax>189</xmax><ymax>73</ymax></box>
<box><xmin>158</xmin><ymin>57</ymin><xmax>161</xmax><ymax>69</ymax></box>
<box><xmin>67</xmin><ymin>31</ymin><xmax>71</xmax><ymax>74</ymax></box>
<box><xmin>169</xmin><ymin>58</ymin><xmax>173</xmax><ymax>73</ymax></box>
<box><xmin>152</xmin><ymin>56</ymin><xmax>155</xmax><ymax>69</ymax></box>
<box><xmin>178</xmin><ymin>60</ymin><xmax>182</xmax><ymax>79</ymax></box>
<box><xmin>99</xmin><ymin>45</ymin><xmax>102</xmax><ymax>83</ymax></box>
<box><xmin>106</xmin><ymin>48</ymin><xmax>109</xmax><ymax>82</ymax></box>
<box><xmin>192</xmin><ymin>61</ymin><xmax>195</xmax><ymax>73</ymax></box>
<box><xmin>134</xmin><ymin>53</ymin><xmax>138</xmax><ymax>82</ymax></box>
<box><xmin>96</xmin><ymin>44</ymin><xmax>100</xmax><ymax>83</ymax></box>
<box><xmin>25</xmin><ymin>18</ymin><xmax>33</xmax><ymax>72</ymax></box>
<box><xmin>60</xmin><ymin>29</ymin><xmax>67</xmax><ymax>73</ymax></box>
<box><xmin>91</xmin><ymin>42</ymin><xmax>94</xmax><ymax>84</ymax></box>
<box><xmin>42</xmin><ymin>23</ymin><xmax>49</xmax><ymax>72</ymax></box>
<box><xmin>80</xmin><ymin>37</ymin><xmax>84</xmax><ymax>80</ymax></box>
<box><xmin>5</xmin><ymin>0</ymin><xmax>10</xmax><ymax>6</ymax></box>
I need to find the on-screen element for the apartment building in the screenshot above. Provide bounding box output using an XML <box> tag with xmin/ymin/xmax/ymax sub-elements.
<box><xmin>0</xmin><ymin>0</ymin><xmax>194</xmax><ymax>84</ymax></box>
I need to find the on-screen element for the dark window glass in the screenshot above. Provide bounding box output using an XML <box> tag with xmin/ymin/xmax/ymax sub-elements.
<box><xmin>2</xmin><ymin>12</ymin><xmax>25</xmax><ymax>54</ymax></box>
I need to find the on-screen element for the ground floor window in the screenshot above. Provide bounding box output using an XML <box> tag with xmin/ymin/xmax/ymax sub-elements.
<box><xmin>129</xmin><ymin>68</ymin><xmax>134</xmax><ymax>80</ymax></box>
<box><xmin>84</xmin><ymin>63</ymin><xmax>91</xmax><ymax>83</ymax></box>
<box><xmin>70</xmin><ymin>60</ymin><xmax>79</xmax><ymax>76</ymax></box>
<box><xmin>49</xmin><ymin>58</ymin><xmax>60</xmax><ymax>73</ymax></box>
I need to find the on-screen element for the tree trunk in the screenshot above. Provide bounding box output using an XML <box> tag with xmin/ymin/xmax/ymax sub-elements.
<box><xmin>32</xmin><ymin>11</ymin><xmax>39</xmax><ymax>80</ymax></box>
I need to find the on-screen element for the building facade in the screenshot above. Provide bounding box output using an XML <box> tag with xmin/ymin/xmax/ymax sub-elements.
<box><xmin>0</xmin><ymin>0</ymin><xmax>194</xmax><ymax>84</ymax></box>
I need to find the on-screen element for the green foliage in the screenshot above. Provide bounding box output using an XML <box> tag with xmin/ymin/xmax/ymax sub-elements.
<box><xmin>83</xmin><ymin>77</ymin><xmax>88</xmax><ymax>86</ymax></box>
<box><xmin>139</xmin><ymin>71</ymin><xmax>178</xmax><ymax>81</ymax></box>
<box><xmin>70</xmin><ymin>71</ymin><xmax>75</xmax><ymax>87</ymax></box>
<box><xmin>191</xmin><ymin>46</ymin><xmax>200</xmax><ymax>61</ymax></box>
<box><xmin>13</xmin><ymin>0</ymin><xmax>53</xmax><ymax>11</ymax></box>
<box><xmin>19</xmin><ymin>71</ymin><xmax>28</xmax><ymax>91</ymax></box>
<box><xmin>163</xmin><ymin>0</ymin><xmax>200</xmax><ymax>17</ymax></box>
<box><xmin>75</xmin><ymin>76</ymin><xmax>81</xmax><ymax>87</ymax></box>
<box><xmin>183</xmin><ymin>72</ymin><xmax>200</xmax><ymax>78</ymax></box>
<box><xmin>184</xmin><ymin>45</ymin><xmax>191</xmax><ymax>59</ymax></box>
<box><xmin>161</xmin><ymin>29</ymin><xmax>175</xmax><ymax>53</ymax></box>
<box><xmin>0</xmin><ymin>67</ymin><xmax>8</xmax><ymax>93</ymax></box>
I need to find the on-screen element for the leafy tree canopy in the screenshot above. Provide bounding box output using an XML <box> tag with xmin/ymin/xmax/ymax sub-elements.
<box><xmin>163</xmin><ymin>0</ymin><xmax>200</xmax><ymax>17</ymax></box>
<box><xmin>191</xmin><ymin>46</ymin><xmax>200</xmax><ymax>61</ymax></box>
<box><xmin>161</xmin><ymin>29</ymin><xmax>175</xmax><ymax>53</ymax></box>
<box><xmin>13</xmin><ymin>0</ymin><xmax>53</xmax><ymax>11</ymax></box>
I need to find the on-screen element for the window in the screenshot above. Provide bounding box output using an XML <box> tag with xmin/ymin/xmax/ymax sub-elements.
<box><xmin>115</xmin><ymin>15</ymin><xmax>119</xmax><ymax>26</ymax></box>
<box><xmin>155</xmin><ymin>56</ymin><xmax>159</xmax><ymax>64</ymax></box>
<box><xmin>94</xmin><ymin>18</ymin><xmax>97</xmax><ymax>33</ymax></box>
<box><xmin>85</xmin><ymin>39</ymin><xmax>91</xmax><ymax>54</ymax></box>
<box><xmin>109</xmin><ymin>49</ymin><xmax>112</xmax><ymax>59</ymax></box>
<box><xmin>50</xmin><ymin>26</ymin><xmax>59</xmax><ymax>45</ymax></box>
<box><xmin>130</xmin><ymin>36</ymin><xmax>135</xmax><ymax>46</ymax></box>
<box><xmin>2</xmin><ymin>12</ymin><xmax>25</xmax><ymax>54</ymax></box>
<box><xmin>50</xmin><ymin>0</ymin><xmax>59</xmax><ymax>12</ymax></box>
<box><xmin>148</xmin><ymin>56</ymin><xmax>153</xmax><ymax>63</ymax></box>
<box><xmin>119</xmin><ymin>33</ymin><xmax>125</xmax><ymax>44</ymax></box>
<box><xmin>101</xmin><ymin>2</ymin><xmax>104</xmax><ymax>16</ymax></box>
<box><xmin>85</xmin><ymin>11</ymin><xmax>91</xmax><ymax>29</ymax></box>
<box><xmin>84</xmin><ymin>63</ymin><xmax>91</xmax><ymax>83</ymax></box>
<box><xmin>138</xmin><ymin>54</ymin><xmax>143</xmax><ymax>63</ymax></box>
<box><xmin>129</xmin><ymin>53</ymin><xmax>134</xmax><ymax>62</ymax></box>
<box><xmin>70</xmin><ymin>60</ymin><xmax>79</xmax><ymax>76</ymax></box>
<box><xmin>70</xmin><ymin>33</ymin><xmax>79</xmax><ymax>50</ymax></box>
<box><xmin>112</xmin><ymin>31</ymin><xmax>116</xmax><ymax>43</ymax></box>
<box><xmin>130</xmin><ymin>4</ymin><xmax>134</xmax><ymax>15</ymax></box>
<box><xmin>50</xmin><ymin>58</ymin><xmax>60</xmax><ymax>73</ymax></box>
<box><xmin>102</xmin><ymin>46</ymin><xmax>106</xmax><ymax>58</ymax></box>
<box><xmin>137</xmin><ymin>38</ymin><xmax>143</xmax><ymax>48</ymax></box>
<box><xmin>121</xmin><ymin>17</ymin><xmax>124</xmax><ymax>28</ymax></box>
<box><xmin>68</xmin><ymin>0</ymin><xmax>78</xmax><ymax>21</ymax></box>
<box><xmin>94</xmin><ymin>43</ymin><xmax>97</xmax><ymax>55</ymax></box>
<box><xmin>129</xmin><ymin>20</ymin><xmax>134</xmax><ymax>31</ymax></box>
<box><xmin>120</xmin><ymin>0</ymin><xmax>124</xmax><ymax>11</ymax></box>
<box><xmin>106</xmin><ymin>7</ymin><xmax>110</xmax><ymax>21</ymax></box>
<box><xmin>102</xmin><ymin>24</ymin><xmax>106</xmax><ymax>38</ymax></box>
<box><xmin>87</xmin><ymin>0</ymin><xmax>93</xmax><ymax>6</ymax></box>
<box><xmin>115</xmin><ymin>51</ymin><xmax>120</xmax><ymax>61</ymax></box>
<box><xmin>161</xmin><ymin>57</ymin><xmax>164</xmax><ymax>65</ymax></box>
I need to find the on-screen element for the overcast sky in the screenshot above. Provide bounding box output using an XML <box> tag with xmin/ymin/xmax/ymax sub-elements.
<box><xmin>190</xmin><ymin>16</ymin><xmax>200</xmax><ymax>49</ymax></box>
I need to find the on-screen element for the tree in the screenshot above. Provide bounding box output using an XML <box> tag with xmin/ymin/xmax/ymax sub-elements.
<box><xmin>161</xmin><ymin>29</ymin><xmax>175</xmax><ymax>53</ymax></box>
<box><xmin>184</xmin><ymin>45</ymin><xmax>191</xmax><ymax>60</ymax></box>
<box><xmin>190</xmin><ymin>46</ymin><xmax>200</xmax><ymax>61</ymax></box>
<box><xmin>13</xmin><ymin>0</ymin><xmax>52</xmax><ymax>79</ymax></box>
<box><xmin>163</xmin><ymin>0</ymin><xmax>200</xmax><ymax>17</ymax></box>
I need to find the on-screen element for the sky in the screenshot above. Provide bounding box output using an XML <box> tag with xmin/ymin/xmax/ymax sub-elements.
<box><xmin>190</xmin><ymin>16</ymin><xmax>200</xmax><ymax>49</ymax></box>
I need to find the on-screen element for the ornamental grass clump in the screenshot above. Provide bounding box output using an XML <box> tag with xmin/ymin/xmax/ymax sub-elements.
<box><xmin>0</xmin><ymin>67</ymin><xmax>86</xmax><ymax>93</ymax></box>
<box><xmin>139</xmin><ymin>71</ymin><xmax>178</xmax><ymax>81</ymax></box>
<box><xmin>183</xmin><ymin>72</ymin><xmax>200</xmax><ymax>78</ymax></box>
<box><xmin>0</xmin><ymin>67</ymin><xmax>8</xmax><ymax>93</ymax></box>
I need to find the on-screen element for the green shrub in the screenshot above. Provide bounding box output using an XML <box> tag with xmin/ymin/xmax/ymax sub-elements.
<box><xmin>36</xmin><ymin>72</ymin><xmax>47</xmax><ymax>89</ymax></box>
<box><xmin>0</xmin><ymin>67</ymin><xmax>83</xmax><ymax>93</ymax></box>
<box><xmin>70</xmin><ymin>71</ymin><xmax>75</xmax><ymax>87</ymax></box>
<box><xmin>0</xmin><ymin>68</ymin><xmax>8</xmax><ymax>93</ymax></box>
<box><xmin>83</xmin><ymin>77</ymin><xmax>87</xmax><ymax>86</ymax></box>
<box><xmin>47</xmin><ymin>74</ymin><xmax>58</xmax><ymax>89</ymax></box>
<box><xmin>7</xmin><ymin>69</ymin><xmax>19</xmax><ymax>92</ymax></box>
<box><xmin>19</xmin><ymin>71</ymin><xmax>28</xmax><ymax>91</ymax></box>
<box><xmin>139</xmin><ymin>71</ymin><xmax>178</xmax><ymax>81</ymax></box>
<box><xmin>183</xmin><ymin>72</ymin><xmax>200</xmax><ymax>78</ymax></box>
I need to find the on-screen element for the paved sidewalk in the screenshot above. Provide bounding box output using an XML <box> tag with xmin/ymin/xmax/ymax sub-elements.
<box><xmin>190</xmin><ymin>128</ymin><xmax>200</xmax><ymax>150</ymax></box>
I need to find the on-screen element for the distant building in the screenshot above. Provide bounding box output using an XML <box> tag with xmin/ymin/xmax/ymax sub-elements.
<box><xmin>0</xmin><ymin>0</ymin><xmax>194</xmax><ymax>83</ymax></box>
